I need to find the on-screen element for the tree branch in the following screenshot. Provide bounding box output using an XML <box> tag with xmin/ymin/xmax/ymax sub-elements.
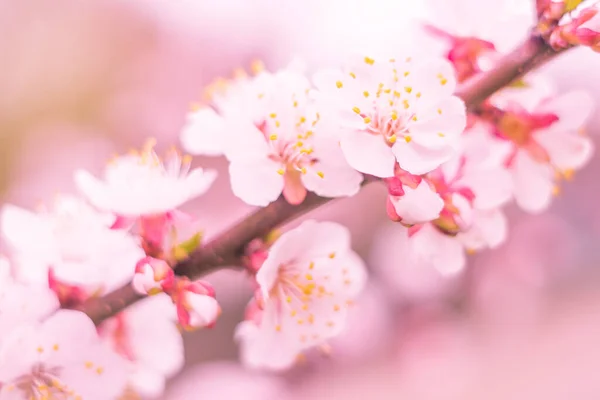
<box><xmin>78</xmin><ymin>34</ymin><xmax>567</xmax><ymax>325</ymax></box>
<box><xmin>457</xmin><ymin>35</ymin><xmax>563</xmax><ymax>110</ymax></box>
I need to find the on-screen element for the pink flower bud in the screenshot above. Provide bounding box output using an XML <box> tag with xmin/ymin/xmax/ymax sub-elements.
<box><xmin>551</xmin><ymin>5</ymin><xmax>600</xmax><ymax>51</ymax></box>
<box><xmin>132</xmin><ymin>257</ymin><xmax>174</xmax><ymax>295</ymax></box>
<box><xmin>172</xmin><ymin>278</ymin><xmax>220</xmax><ymax>331</ymax></box>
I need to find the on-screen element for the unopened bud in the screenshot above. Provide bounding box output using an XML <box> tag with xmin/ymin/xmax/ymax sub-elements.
<box><xmin>132</xmin><ymin>257</ymin><xmax>174</xmax><ymax>295</ymax></box>
<box><xmin>172</xmin><ymin>278</ymin><xmax>220</xmax><ymax>331</ymax></box>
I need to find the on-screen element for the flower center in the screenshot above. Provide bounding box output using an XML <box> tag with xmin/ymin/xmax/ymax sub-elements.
<box><xmin>268</xmin><ymin>260</ymin><xmax>335</xmax><ymax>332</ymax></box>
<box><xmin>6</xmin><ymin>364</ymin><xmax>77</xmax><ymax>400</ymax></box>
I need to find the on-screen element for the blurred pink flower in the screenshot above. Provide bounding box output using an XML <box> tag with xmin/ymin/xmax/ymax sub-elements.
<box><xmin>100</xmin><ymin>294</ymin><xmax>184</xmax><ymax>399</ymax></box>
<box><xmin>164</xmin><ymin>361</ymin><xmax>287</xmax><ymax>400</ymax></box>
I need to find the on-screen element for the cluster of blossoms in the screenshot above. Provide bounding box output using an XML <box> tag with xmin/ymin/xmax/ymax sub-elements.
<box><xmin>0</xmin><ymin>0</ymin><xmax>598</xmax><ymax>397</ymax></box>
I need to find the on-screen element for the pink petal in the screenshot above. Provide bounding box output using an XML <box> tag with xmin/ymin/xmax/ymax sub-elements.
<box><xmin>391</xmin><ymin>181</ymin><xmax>444</xmax><ymax>225</ymax></box>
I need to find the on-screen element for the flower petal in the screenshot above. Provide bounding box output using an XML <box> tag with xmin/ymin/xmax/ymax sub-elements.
<box><xmin>180</xmin><ymin>108</ymin><xmax>226</xmax><ymax>156</ymax></box>
<box><xmin>536</xmin><ymin>91</ymin><xmax>594</xmax><ymax>131</ymax></box>
<box><xmin>228</xmin><ymin>159</ymin><xmax>284</xmax><ymax>207</ymax></box>
<box><xmin>390</xmin><ymin>181</ymin><xmax>444</xmax><ymax>225</ymax></box>
<box><xmin>340</xmin><ymin>131</ymin><xmax>396</xmax><ymax>177</ymax></box>
<box><xmin>512</xmin><ymin>152</ymin><xmax>555</xmax><ymax>213</ymax></box>
<box><xmin>392</xmin><ymin>140</ymin><xmax>455</xmax><ymax>175</ymax></box>
<box><xmin>536</xmin><ymin>130</ymin><xmax>594</xmax><ymax>171</ymax></box>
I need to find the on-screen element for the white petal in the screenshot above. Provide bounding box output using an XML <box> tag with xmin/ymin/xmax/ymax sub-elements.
<box><xmin>180</xmin><ymin>108</ymin><xmax>226</xmax><ymax>156</ymax></box>
<box><xmin>235</xmin><ymin>318</ymin><xmax>300</xmax><ymax>371</ymax></box>
<box><xmin>127</xmin><ymin>296</ymin><xmax>184</xmax><ymax>377</ymax></box>
<box><xmin>406</xmin><ymin>59</ymin><xmax>457</xmax><ymax>111</ymax></box>
<box><xmin>228</xmin><ymin>159</ymin><xmax>284</xmax><ymax>206</ymax></box>
<box><xmin>223</xmin><ymin>121</ymin><xmax>271</xmax><ymax>162</ymax></box>
<box><xmin>536</xmin><ymin>91</ymin><xmax>594</xmax><ymax>131</ymax></box>
<box><xmin>458</xmin><ymin>209</ymin><xmax>508</xmax><ymax>250</ymax></box>
<box><xmin>411</xmin><ymin>225</ymin><xmax>466</xmax><ymax>276</ymax></box>
<box><xmin>339</xmin><ymin>131</ymin><xmax>396</xmax><ymax>177</ymax></box>
<box><xmin>410</xmin><ymin>96</ymin><xmax>466</xmax><ymax>147</ymax></box>
<box><xmin>129</xmin><ymin>368</ymin><xmax>167</xmax><ymax>399</ymax></box>
<box><xmin>512</xmin><ymin>152</ymin><xmax>555</xmax><ymax>213</ymax></box>
<box><xmin>74</xmin><ymin>169</ymin><xmax>113</xmax><ymax>211</ymax></box>
<box><xmin>185</xmin><ymin>168</ymin><xmax>218</xmax><ymax>199</ymax></box>
<box><xmin>186</xmin><ymin>293</ymin><xmax>220</xmax><ymax>328</ymax></box>
<box><xmin>301</xmin><ymin>161</ymin><xmax>363</xmax><ymax>198</ymax></box>
<box><xmin>462</xmin><ymin>167</ymin><xmax>513</xmax><ymax>210</ymax></box>
<box><xmin>536</xmin><ymin>130</ymin><xmax>594</xmax><ymax>170</ymax></box>
<box><xmin>390</xmin><ymin>181</ymin><xmax>444</xmax><ymax>225</ymax></box>
<box><xmin>392</xmin><ymin>140</ymin><xmax>455</xmax><ymax>175</ymax></box>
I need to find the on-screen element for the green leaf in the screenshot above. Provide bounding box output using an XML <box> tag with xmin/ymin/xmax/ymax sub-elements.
<box><xmin>172</xmin><ymin>232</ymin><xmax>203</xmax><ymax>261</ymax></box>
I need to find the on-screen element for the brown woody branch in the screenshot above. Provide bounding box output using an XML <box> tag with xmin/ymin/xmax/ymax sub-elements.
<box><xmin>79</xmin><ymin>35</ymin><xmax>565</xmax><ymax>325</ymax></box>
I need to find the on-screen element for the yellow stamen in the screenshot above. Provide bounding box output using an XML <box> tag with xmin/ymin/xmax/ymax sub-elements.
<box><xmin>269</xmin><ymin>134</ymin><xmax>278</xmax><ymax>140</ymax></box>
<box><xmin>364</xmin><ymin>56</ymin><xmax>375</xmax><ymax>65</ymax></box>
<box><xmin>405</xmin><ymin>135</ymin><xmax>412</xmax><ymax>143</ymax></box>
<box><xmin>317</xmin><ymin>171</ymin><xmax>325</xmax><ymax>179</ymax></box>
<box><xmin>352</xmin><ymin>106</ymin><xmax>361</xmax><ymax>114</ymax></box>
<box><xmin>336</xmin><ymin>81</ymin><xmax>343</xmax><ymax>88</ymax></box>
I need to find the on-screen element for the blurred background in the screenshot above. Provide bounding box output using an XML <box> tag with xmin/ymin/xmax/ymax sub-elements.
<box><xmin>2</xmin><ymin>0</ymin><xmax>600</xmax><ymax>398</ymax></box>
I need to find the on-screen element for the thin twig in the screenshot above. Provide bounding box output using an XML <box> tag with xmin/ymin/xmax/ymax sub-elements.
<box><xmin>78</xmin><ymin>35</ymin><xmax>566</xmax><ymax>325</ymax></box>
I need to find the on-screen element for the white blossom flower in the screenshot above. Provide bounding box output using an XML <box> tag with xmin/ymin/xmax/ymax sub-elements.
<box><xmin>99</xmin><ymin>295</ymin><xmax>184</xmax><ymax>399</ymax></box>
<box><xmin>314</xmin><ymin>55</ymin><xmax>466</xmax><ymax>177</ymax></box>
<box><xmin>0</xmin><ymin>310</ymin><xmax>128</xmax><ymax>400</ymax></box>
<box><xmin>235</xmin><ymin>220</ymin><xmax>367</xmax><ymax>370</ymax></box>
<box><xmin>74</xmin><ymin>139</ymin><xmax>217</xmax><ymax>217</ymax></box>
<box><xmin>165</xmin><ymin>362</ymin><xmax>286</xmax><ymax>400</ymax></box>
<box><xmin>0</xmin><ymin>195</ymin><xmax>143</xmax><ymax>291</ymax></box>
